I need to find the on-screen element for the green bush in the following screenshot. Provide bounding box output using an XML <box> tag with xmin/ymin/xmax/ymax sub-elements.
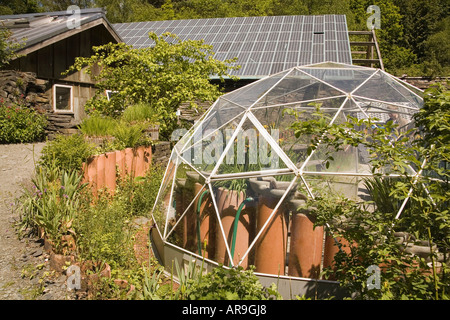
<box><xmin>184</xmin><ymin>265</ymin><xmax>281</xmax><ymax>300</ymax></box>
<box><xmin>75</xmin><ymin>165</ymin><xmax>165</xmax><ymax>271</ymax></box>
<box><xmin>39</xmin><ymin>134</ymin><xmax>95</xmax><ymax>172</ymax></box>
<box><xmin>115</xmin><ymin>165</ymin><xmax>165</xmax><ymax>216</ymax></box>
<box><xmin>0</xmin><ymin>100</ymin><xmax>47</xmax><ymax>144</ymax></box>
<box><xmin>75</xmin><ymin>192</ymin><xmax>136</xmax><ymax>270</ymax></box>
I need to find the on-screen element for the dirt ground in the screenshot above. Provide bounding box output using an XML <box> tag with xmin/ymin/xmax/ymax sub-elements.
<box><xmin>0</xmin><ymin>142</ymin><xmax>75</xmax><ymax>300</ymax></box>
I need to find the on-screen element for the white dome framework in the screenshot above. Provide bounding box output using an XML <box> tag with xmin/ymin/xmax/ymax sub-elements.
<box><xmin>149</xmin><ymin>62</ymin><xmax>425</xmax><ymax>298</ymax></box>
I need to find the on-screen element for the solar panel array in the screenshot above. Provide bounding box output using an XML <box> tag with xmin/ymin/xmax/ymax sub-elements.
<box><xmin>113</xmin><ymin>15</ymin><xmax>352</xmax><ymax>78</ymax></box>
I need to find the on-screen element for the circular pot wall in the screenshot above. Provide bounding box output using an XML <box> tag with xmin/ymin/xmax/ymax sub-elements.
<box><xmin>288</xmin><ymin>212</ymin><xmax>324</xmax><ymax>278</ymax></box>
<box><xmin>215</xmin><ymin>187</ymin><xmax>255</xmax><ymax>269</ymax></box>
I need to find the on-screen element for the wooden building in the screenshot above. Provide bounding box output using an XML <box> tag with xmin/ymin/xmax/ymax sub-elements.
<box><xmin>0</xmin><ymin>8</ymin><xmax>121</xmax><ymax>132</ymax></box>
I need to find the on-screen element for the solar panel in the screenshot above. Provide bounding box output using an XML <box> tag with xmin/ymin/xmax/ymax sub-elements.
<box><xmin>113</xmin><ymin>15</ymin><xmax>352</xmax><ymax>78</ymax></box>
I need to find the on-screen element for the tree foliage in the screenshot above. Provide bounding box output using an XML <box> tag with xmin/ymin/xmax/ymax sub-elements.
<box><xmin>66</xmin><ymin>32</ymin><xmax>239</xmax><ymax>139</ymax></box>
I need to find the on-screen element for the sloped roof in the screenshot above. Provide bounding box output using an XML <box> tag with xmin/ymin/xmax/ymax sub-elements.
<box><xmin>113</xmin><ymin>15</ymin><xmax>353</xmax><ymax>79</ymax></box>
<box><xmin>0</xmin><ymin>8</ymin><xmax>122</xmax><ymax>55</ymax></box>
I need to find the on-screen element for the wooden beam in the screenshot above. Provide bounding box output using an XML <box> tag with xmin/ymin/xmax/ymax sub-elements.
<box><xmin>352</xmin><ymin>59</ymin><xmax>382</xmax><ymax>64</ymax></box>
<box><xmin>350</xmin><ymin>41</ymin><xmax>376</xmax><ymax>46</ymax></box>
<box><xmin>348</xmin><ymin>31</ymin><xmax>373</xmax><ymax>35</ymax></box>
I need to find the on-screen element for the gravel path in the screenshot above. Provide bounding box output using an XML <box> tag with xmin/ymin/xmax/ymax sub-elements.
<box><xmin>0</xmin><ymin>142</ymin><xmax>76</xmax><ymax>300</ymax></box>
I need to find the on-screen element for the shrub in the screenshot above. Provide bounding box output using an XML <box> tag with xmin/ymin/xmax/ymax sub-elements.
<box><xmin>115</xmin><ymin>165</ymin><xmax>165</xmax><ymax>216</ymax></box>
<box><xmin>39</xmin><ymin>134</ymin><xmax>95</xmax><ymax>172</ymax></box>
<box><xmin>0</xmin><ymin>100</ymin><xmax>47</xmax><ymax>144</ymax></box>
<box><xmin>74</xmin><ymin>193</ymin><xmax>136</xmax><ymax>270</ymax></box>
<box><xmin>184</xmin><ymin>265</ymin><xmax>281</xmax><ymax>300</ymax></box>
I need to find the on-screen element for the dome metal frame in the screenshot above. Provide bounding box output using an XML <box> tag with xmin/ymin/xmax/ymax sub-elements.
<box><xmin>149</xmin><ymin>62</ymin><xmax>426</xmax><ymax>299</ymax></box>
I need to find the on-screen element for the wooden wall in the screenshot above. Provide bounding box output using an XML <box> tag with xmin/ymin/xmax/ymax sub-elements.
<box><xmin>8</xmin><ymin>24</ymin><xmax>117</xmax><ymax>122</ymax></box>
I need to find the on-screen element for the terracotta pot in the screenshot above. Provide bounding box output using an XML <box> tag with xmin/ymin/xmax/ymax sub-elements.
<box><xmin>192</xmin><ymin>182</ymin><xmax>215</xmax><ymax>258</ymax></box>
<box><xmin>49</xmin><ymin>253</ymin><xmax>76</xmax><ymax>272</ymax></box>
<box><xmin>288</xmin><ymin>212</ymin><xmax>324</xmax><ymax>278</ymax></box>
<box><xmin>74</xmin><ymin>260</ymin><xmax>112</xmax><ymax>294</ymax></box>
<box><xmin>114</xmin><ymin>279</ymin><xmax>136</xmax><ymax>295</ymax></box>
<box><xmin>96</xmin><ymin>154</ymin><xmax>106</xmax><ymax>190</ymax></box>
<box><xmin>182</xmin><ymin>179</ymin><xmax>197</xmax><ymax>252</ymax></box>
<box><xmin>254</xmin><ymin>193</ymin><xmax>288</xmax><ymax>275</ymax></box>
<box><xmin>135</xmin><ymin>146</ymin><xmax>145</xmax><ymax>177</ymax></box>
<box><xmin>115</xmin><ymin>149</ymin><xmax>126</xmax><ymax>178</ymax></box>
<box><xmin>104</xmin><ymin>151</ymin><xmax>117</xmax><ymax>193</ymax></box>
<box><xmin>86</xmin><ymin>156</ymin><xmax>98</xmax><ymax>197</ymax></box>
<box><xmin>143</xmin><ymin>145</ymin><xmax>152</xmax><ymax>172</ymax></box>
<box><xmin>215</xmin><ymin>187</ymin><xmax>255</xmax><ymax>269</ymax></box>
<box><xmin>322</xmin><ymin>234</ymin><xmax>352</xmax><ymax>280</ymax></box>
<box><xmin>125</xmin><ymin>148</ymin><xmax>135</xmax><ymax>176</ymax></box>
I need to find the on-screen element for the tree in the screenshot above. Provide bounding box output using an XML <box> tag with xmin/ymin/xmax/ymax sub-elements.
<box><xmin>0</xmin><ymin>29</ymin><xmax>24</xmax><ymax>68</ymax></box>
<box><xmin>65</xmin><ymin>32</ymin><xmax>239</xmax><ymax>139</ymax></box>
<box><xmin>0</xmin><ymin>0</ymin><xmax>42</xmax><ymax>14</ymax></box>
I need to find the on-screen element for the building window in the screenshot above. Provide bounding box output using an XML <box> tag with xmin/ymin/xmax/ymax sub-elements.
<box><xmin>105</xmin><ymin>89</ymin><xmax>118</xmax><ymax>101</ymax></box>
<box><xmin>53</xmin><ymin>84</ymin><xmax>73</xmax><ymax>112</ymax></box>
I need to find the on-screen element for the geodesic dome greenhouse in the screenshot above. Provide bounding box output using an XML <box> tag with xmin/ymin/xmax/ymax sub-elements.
<box><xmin>149</xmin><ymin>62</ymin><xmax>424</xmax><ymax>296</ymax></box>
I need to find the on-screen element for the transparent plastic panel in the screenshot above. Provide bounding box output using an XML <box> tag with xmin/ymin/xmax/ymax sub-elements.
<box><xmin>151</xmin><ymin>154</ymin><xmax>178</xmax><ymax>237</ymax></box>
<box><xmin>353</xmin><ymin>71</ymin><xmax>423</xmax><ymax>107</ymax></box>
<box><xmin>354</xmin><ymin>97</ymin><xmax>417</xmax><ymax>128</ymax></box>
<box><xmin>302</xmin><ymin>174</ymin><xmax>360</xmax><ymax>201</ymax></box>
<box><xmin>210</xmin><ymin>178</ymin><xmax>258</xmax><ymax>268</ymax></box>
<box><xmin>172</xmin><ymin>107</ymin><xmax>213</xmax><ymax>155</ymax></box>
<box><xmin>214</xmin><ymin>118</ymin><xmax>291</xmax><ymax>177</ymax></box>
<box><xmin>297</xmin><ymin>66</ymin><xmax>376</xmax><ymax>93</ymax></box>
<box><xmin>388</xmin><ymin>75</ymin><xmax>424</xmax><ymax>99</ymax></box>
<box><xmin>221</xmin><ymin>69</ymin><xmax>291</xmax><ymax>107</ymax></box>
<box><xmin>199</xmin><ymin>98</ymin><xmax>246</xmax><ymax>134</ymax></box>
<box><xmin>179</xmin><ymin>116</ymin><xmax>242</xmax><ymax>177</ymax></box>
<box><xmin>251</xmin><ymin>97</ymin><xmax>345</xmax><ymax>170</ymax></box>
<box><xmin>166</xmin><ymin>170</ymin><xmax>215</xmax><ymax>258</ymax></box>
<box><xmin>251</xmin><ymin>68</ymin><xmax>345</xmax><ymax>108</ymax></box>
<box><xmin>246</xmin><ymin>174</ymin><xmax>297</xmax><ymax>274</ymax></box>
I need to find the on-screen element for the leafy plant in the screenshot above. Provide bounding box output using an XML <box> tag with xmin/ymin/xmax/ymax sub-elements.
<box><xmin>39</xmin><ymin>134</ymin><xmax>95</xmax><ymax>172</ymax></box>
<box><xmin>0</xmin><ymin>100</ymin><xmax>47</xmax><ymax>144</ymax></box>
<box><xmin>141</xmin><ymin>266</ymin><xmax>165</xmax><ymax>300</ymax></box>
<box><xmin>363</xmin><ymin>176</ymin><xmax>403</xmax><ymax>214</ymax></box>
<box><xmin>288</xmin><ymin>85</ymin><xmax>450</xmax><ymax>300</ymax></box>
<box><xmin>184</xmin><ymin>265</ymin><xmax>281</xmax><ymax>300</ymax></box>
<box><xmin>111</xmin><ymin>121</ymin><xmax>148</xmax><ymax>149</ymax></box>
<box><xmin>121</xmin><ymin>102</ymin><xmax>159</xmax><ymax>125</ymax></box>
<box><xmin>172</xmin><ymin>258</ymin><xmax>206</xmax><ymax>300</ymax></box>
<box><xmin>79</xmin><ymin>115</ymin><xmax>118</xmax><ymax>137</ymax></box>
<box><xmin>65</xmin><ymin>32</ymin><xmax>239</xmax><ymax>139</ymax></box>
<box><xmin>17</xmin><ymin>163</ymin><xmax>87</xmax><ymax>254</ymax></box>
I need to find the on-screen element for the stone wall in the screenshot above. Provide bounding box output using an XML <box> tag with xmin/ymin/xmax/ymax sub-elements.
<box><xmin>152</xmin><ymin>141</ymin><xmax>171</xmax><ymax>168</ymax></box>
<box><xmin>0</xmin><ymin>70</ymin><xmax>50</xmax><ymax>112</ymax></box>
<box><xmin>0</xmin><ymin>70</ymin><xmax>80</xmax><ymax>139</ymax></box>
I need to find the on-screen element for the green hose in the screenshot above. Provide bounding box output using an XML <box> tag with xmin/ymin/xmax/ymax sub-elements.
<box><xmin>230</xmin><ymin>197</ymin><xmax>254</xmax><ymax>267</ymax></box>
<box><xmin>197</xmin><ymin>190</ymin><xmax>210</xmax><ymax>256</ymax></box>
